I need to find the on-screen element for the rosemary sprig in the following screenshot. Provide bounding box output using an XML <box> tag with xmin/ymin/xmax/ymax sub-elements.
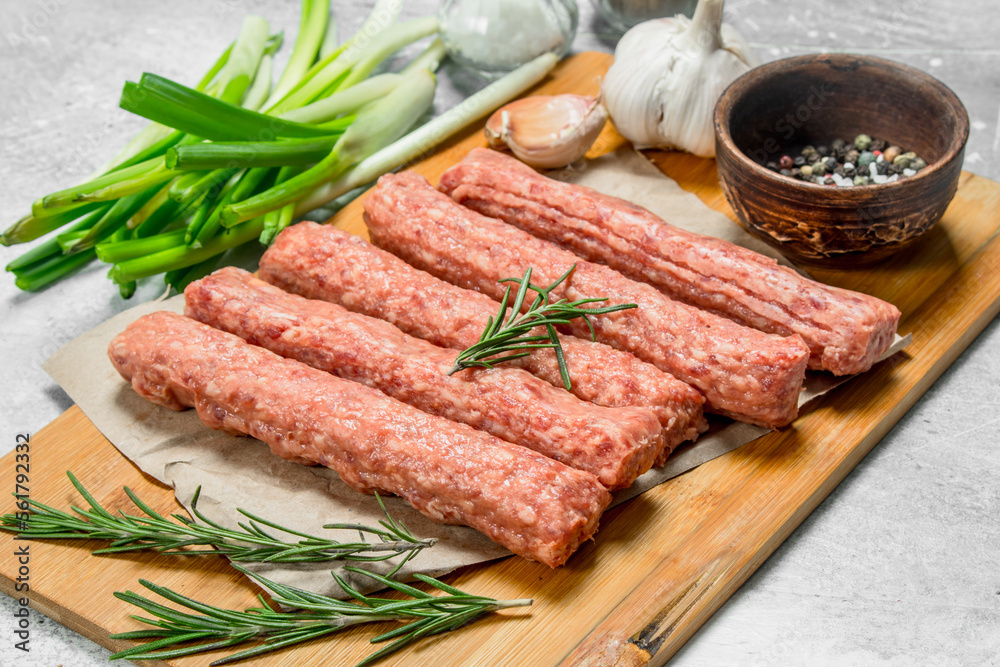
<box><xmin>449</xmin><ymin>264</ymin><xmax>638</xmax><ymax>390</ymax></box>
<box><xmin>109</xmin><ymin>564</ymin><xmax>532</xmax><ymax>665</ymax></box>
<box><xmin>1</xmin><ymin>472</ymin><xmax>434</xmax><ymax>568</ymax></box>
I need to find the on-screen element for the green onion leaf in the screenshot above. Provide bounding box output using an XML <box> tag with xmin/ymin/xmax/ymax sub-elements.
<box><xmin>121</xmin><ymin>74</ymin><xmax>333</xmax><ymax>142</ymax></box>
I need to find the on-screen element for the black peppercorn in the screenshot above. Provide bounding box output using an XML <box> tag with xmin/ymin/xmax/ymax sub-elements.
<box><xmin>755</xmin><ymin>134</ymin><xmax>926</xmax><ymax>186</ymax></box>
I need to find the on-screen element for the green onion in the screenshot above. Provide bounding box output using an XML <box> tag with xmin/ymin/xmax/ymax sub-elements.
<box><xmin>240</xmin><ymin>54</ymin><xmax>274</xmax><ymax>111</ymax></box>
<box><xmin>267</xmin><ymin>10</ymin><xmax>431</xmax><ymax>116</ymax></box>
<box><xmin>121</xmin><ymin>74</ymin><xmax>333</xmax><ymax>142</ymax></box>
<box><xmin>259</xmin><ymin>165</ymin><xmax>304</xmax><ymax>245</ymax></box>
<box><xmin>6</xmin><ymin>207</ymin><xmax>105</xmax><ymax>272</ymax></box>
<box><xmin>96</xmin><ymin>230</ymin><xmax>187</xmax><ymax>263</ymax></box>
<box><xmin>170</xmin><ymin>167</ymin><xmax>238</xmax><ymax>206</ymax></box>
<box><xmin>130</xmin><ymin>181</ymin><xmax>175</xmax><ymax>228</ymax></box>
<box><xmin>167</xmin><ymin>171</ymin><xmax>208</xmax><ymax>201</ymax></box>
<box><xmin>333</xmin><ymin>70</ymin><xmax>438</xmax><ymax>166</ymax></box>
<box><xmin>183</xmin><ymin>189</ymin><xmax>221</xmax><ymax>245</ymax></box>
<box><xmin>109</xmin><ymin>217</ymin><xmax>265</xmax><ymax>283</ymax></box>
<box><xmin>90</xmin><ymin>126</ymin><xmax>180</xmax><ymax>185</ymax></box>
<box><xmin>55</xmin><ymin>230</ymin><xmax>92</xmax><ymax>254</ymax></box>
<box><xmin>132</xmin><ymin>198</ymin><xmax>183</xmax><ymax>239</ymax></box>
<box><xmin>294</xmin><ymin>52</ymin><xmax>560</xmax><ymax>216</ymax></box>
<box><xmin>313</xmin><ymin>114</ymin><xmax>357</xmax><ymax>133</ymax></box>
<box><xmin>279</xmin><ymin>73</ymin><xmax>404</xmax><ymax>125</ymax></box>
<box><xmin>117</xmin><ymin>280</ymin><xmax>137</xmax><ymax>299</ymax></box>
<box><xmin>261</xmin><ymin>0</ymin><xmax>399</xmax><ymax>114</ymax></box>
<box><xmin>166</xmin><ymin>136</ymin><xmax>341</xmax><ymax>170</ymax></box>
<box><xmin>266</xmin><ymin>0</ymin><xmax>330</xmax><ymax>106</ymax></box>
<box><xmin>13</xmin><ymin>249</ymin><xmax>98</xmax><ymax>292</ymax></box>
<box><xmin>191</xmin><ymin>166</ymin><xmax>273</xmax><ymax>247</ymax></box>
<box><xmin>337</xmin><ymin>18</ymin><xmax>440</xmax><ymax>91</ymax></box>
<box><xmin>67</xmin><ymin>188</ymin><xmax>159</xmax><ymax>253</ymax></box>
<box><xmin>72</xmin><ymin>162</ymin><xmax>175</xmax><ymax>206</ymax></box>
<box><xmin>259</xmin><ymin>203</ymin><xmax>295</xmax><ymax>246</ymax></box>
<box><xmin>38</xmin><ymin>158</ymin><xmax>162</xmax><ymax>210</ymax></box>
<box><xmin>4</xmin><ymin>24</ymin><xmax>247</xmax><ymax>252</ymax></box>
<box><xmin>211</xmin><ymin>15</ymin><xmax>271</xmax><ymax>105</ymax></box>
<box><xmin>221</xmin><ymin>68</ymin><xmax>437</xmax><ymax>226</ymax></box>
<box><xmin>1</xmin><ymin>202</ymin><xmax>105</xmax><ymax>246</ymax></box>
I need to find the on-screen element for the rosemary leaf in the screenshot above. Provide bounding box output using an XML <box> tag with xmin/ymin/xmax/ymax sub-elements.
<box><xmin>107</xmin><ymin>565</ymin><xmax>531</xmax><ymax>666</ymax></box>
<box><xmin>449</xmin><ymin>264</ymin><xmax>638</xmax><ymax>390</ymax></box>
<box><xmin>1</xmin><ymin>471</ymin><xmax>434</xmax><ymax>565</ymax></box>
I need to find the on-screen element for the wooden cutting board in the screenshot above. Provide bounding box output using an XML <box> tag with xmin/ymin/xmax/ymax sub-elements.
<box><xmin>3</xmin><ymin>51</ymin><xmax>1000</xmax><ymax>666</ymax></box>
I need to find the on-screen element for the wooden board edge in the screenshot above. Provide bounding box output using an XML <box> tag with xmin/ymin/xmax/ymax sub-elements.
<box><xmin>557</xmin><ymin>218</ymin><xmax>1000</xmax><ymax>666</ymax></box>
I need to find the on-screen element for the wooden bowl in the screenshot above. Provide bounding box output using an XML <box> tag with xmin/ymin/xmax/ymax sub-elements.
<box><xmin>714</xmin><ymin>54</ymin><xmax>968</xmax><ymax>266</ymax></box>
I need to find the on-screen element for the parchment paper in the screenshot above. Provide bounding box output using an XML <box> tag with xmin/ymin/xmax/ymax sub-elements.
<box><xmin>43</xmin><ymin>147</ymin><xmax>909</xmax><ymax>598</ymax></box>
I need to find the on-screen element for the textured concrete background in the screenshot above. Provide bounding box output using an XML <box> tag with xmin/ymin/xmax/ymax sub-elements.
<box><xmin>1</xmin><ymin>1</ymin><xmax>998</xmax><ymax>665</ymax></box>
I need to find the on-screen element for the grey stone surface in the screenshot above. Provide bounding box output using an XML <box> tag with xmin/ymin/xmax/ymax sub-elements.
<box><xmin>0</xmin><ymin>1</ymin><xmax>997</xmax><ymax>665</ymax></box>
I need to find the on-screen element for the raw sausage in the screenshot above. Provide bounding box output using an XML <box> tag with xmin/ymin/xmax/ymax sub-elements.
<box><xmin>185</xmin><ymin>267</ymin><xmax>664</xmax><ymax>489</ymax></box>
<box><xmin>441</xmin><ymin>148</ymin><xmax>900</xmax><ymax>375</ymax></box>
<box><xmin>108</xmin><ymin>311</ymin><xmax>611</xmax><ymax>567</ymax></box>
<box><xmin>363</xmin><ymin>172</ymin><xmax>810</xmax><ymax>428</ymax></box>
<box><xmin>259</xmin><ymin>222</ymin><xmax>707</xmax><ymax>460</ymax></box>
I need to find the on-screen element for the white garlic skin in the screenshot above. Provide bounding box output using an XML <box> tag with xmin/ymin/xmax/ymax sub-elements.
<box><xmin>484</xmin><ymin>94</ymin><xmax>608</xmax><ymax>169</ymax></box>
<box><xmin>602</xmin><ymin>0</ymin><xmax>760</xmax><ymax>158</ymax></box>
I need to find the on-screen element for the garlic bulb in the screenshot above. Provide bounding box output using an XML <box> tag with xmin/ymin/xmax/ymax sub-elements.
<box><xmin>602</xmin><ymin>0</ymin><xmax>760</xmax><ymax>157</ymax></box>
<box><xmin>484</xmin><ymin>94</ymin><xmax>608</xmax><ymax>169</ymax></box>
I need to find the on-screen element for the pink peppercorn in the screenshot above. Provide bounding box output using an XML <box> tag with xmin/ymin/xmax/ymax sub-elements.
<box><xmin>779</xmin><ymin>155</ymin><xmax>793</xmax><ymax>169</ymax></box>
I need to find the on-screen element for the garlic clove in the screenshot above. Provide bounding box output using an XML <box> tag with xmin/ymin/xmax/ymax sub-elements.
<box><xmin>484</xmin><ymin>94</ymin><xmax>608</xmax><ymax>169</ymax></box>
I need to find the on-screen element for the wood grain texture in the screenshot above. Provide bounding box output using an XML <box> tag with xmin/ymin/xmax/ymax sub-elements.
<box><xmin>1</xmin><ymin>51</ymin><xmax>999</xmax><ymax>666</ymax></box>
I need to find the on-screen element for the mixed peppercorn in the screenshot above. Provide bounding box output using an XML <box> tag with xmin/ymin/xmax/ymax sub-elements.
<box><xmin>765</xmin><ymin>134</ymin><xmax>928</xmax><ymax>186</ymax></box>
